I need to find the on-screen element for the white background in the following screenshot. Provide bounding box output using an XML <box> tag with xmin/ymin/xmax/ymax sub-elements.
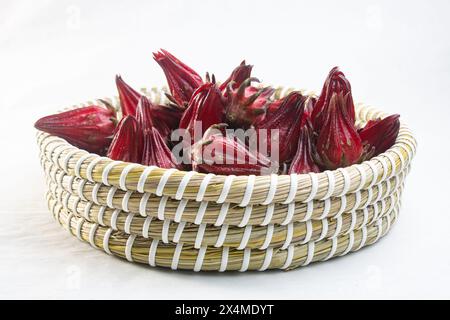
<box><xmin>1</xmin><ymin>0</ymin><xmax>449</xmax><ymax>299</ymax></box>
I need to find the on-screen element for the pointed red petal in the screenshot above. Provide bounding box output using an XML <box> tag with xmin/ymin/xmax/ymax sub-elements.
<box><xmin>359</xmin><ymin>114</ymin><xmax>400</xmax><ymax>156</ymax></box>
<box><xmin>153</xmin><ymin>49</ymin><xmax>203</xmax><ymax>107</ymax></box>
<box><xmin>107</xmin><ymin>116</ymin><xmax>143</xmax><ymax>163</ymax></box>
<box><xmin>142</xmin><ymin>127</ymin><xmax>180</xmax><ymax>169</ymax></box>
<box><xmin>219</xmin><ymin>60</ymin><xmax>253</xmax><ymax>92</ymax></box>
<box><xmin>192</xmin><ymin>125</ymin><xmax>278</xmax><ymax>176</ymax></box>
<box><xmin>35</xmin><ymin>105</ymin><xmax>116</xmax><ymax>155</ymax></box>
<box><xmin>179</xmin><ymin>83</ymin><xmax>225</xmax><ymax>145</ymax></box>
<box><xmin>316</xmin><ymin>93</ymin><xmax>362</xmax><ymax>169</ymax></box>
<box><xmin>115</xmin><ymin>75</ymin><xmax>141</xmax><ymax>116</ymax></box>
<box><xmin>288</xmin><ymin>122</ymin><xmax>320</xmax><ymax>174</ymax></box>
<box><xmin>254</xmin><ymin>91</ymin><xmax>306</xmax><ymax>163</ymax></box>
<box><xmin>136</xmin><ymin>96</ymin><xmax>155</xmax><ymax>133</ymax></box>
<box><xmin>311</xmin><ymin>67</ymin><xmax>355</xmax><ymax>132</ymax></box>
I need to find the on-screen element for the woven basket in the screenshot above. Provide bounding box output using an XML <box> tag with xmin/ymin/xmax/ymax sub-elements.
<box><xmin>36</xmin><ymin>87</ymin><xmax>417</xmax><ymax>272</ymax></box>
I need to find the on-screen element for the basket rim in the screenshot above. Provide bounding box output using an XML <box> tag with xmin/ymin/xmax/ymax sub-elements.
<box><xmin>36</xmin><ymin>86</ymin><xmax>417</xmax><ymax>206</ymax></box>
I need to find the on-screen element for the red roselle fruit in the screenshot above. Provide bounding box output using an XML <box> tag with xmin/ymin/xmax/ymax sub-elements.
<box><xmin>142</xmin><ymin>127</ymin><xmax>181</xmax><ymax>169</ymax></box>
<box><xmin>107</xmin><ymin>116</ymin><xmax>143</xmax><ymax>163</ymax></box>
<box><xmin>116</xmin><ymin>75</ymin><xmax>141</xmax><ymax>116</ymax></box>
<box><xmin>311</xmin><ymin>67</ymin><xmax>355</xmax><ymax>132</ymax></box>
<box><xmin>179</xmin><ymin>82</ymin><xmax>225</xmax><ymax>145</ymax></box>
<box><xmin>224</xmin><ymin>78</ymin><xmax>274</xmax><ymax>128</ymax></box>
<box><xmin>254</xmin><ymin>91</ymin><xmax>306</xmax><ymax>163</ymax></box>
<box><xmin>35</xmin><ymin>105</ymin><xmax>117</xmax><ymax>155</ymax></box>
<box><xmin>288</xmin><ymin>120</ymin><xmax>320</xmax><ymax>174</ymax></box>
<box><xmin>316</xmin><ymin>92</ymin><xmax>363</xmax><ymax>170</ymax></box>
<box><xmin>359</xmin><ymin>114</ymin><xmax>400</xmax><ymax>157</ymax></box>
<box><xmin>219</xmin><ymin>60</ymin><xmax>253</xmax><ymax>92</ymax></box>
<box><xmin>192</xmin><ymin>124</ymin><xmax>278</xmax><ymax>176</ymax></box>
<box><xmin>153</xmin><ymin>49</ymin><xmax>203</xmax><ymax>107</ymax></box>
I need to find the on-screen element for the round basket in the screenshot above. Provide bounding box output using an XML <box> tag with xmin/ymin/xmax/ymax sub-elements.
<box><xmin>36</xmin><ymin>87</ymin><xmax>417</xmax><ymax>272</ymax></box>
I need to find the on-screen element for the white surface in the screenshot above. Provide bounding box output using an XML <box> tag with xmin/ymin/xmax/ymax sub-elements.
<box><xmin>0</xmin><ymin>0</ymin><xmax>449</xmax><ymax>299</ymax></box>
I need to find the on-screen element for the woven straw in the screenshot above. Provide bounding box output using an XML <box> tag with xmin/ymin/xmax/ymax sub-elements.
<box><xmin>36</xmin><ymin>86</ymin><xmax>417</xmax><ymax>272</ymax></box>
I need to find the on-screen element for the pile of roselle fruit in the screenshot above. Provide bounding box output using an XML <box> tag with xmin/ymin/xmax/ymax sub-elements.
<box><xmin>35</xmin><ymin>49</ymin><xmax>400</xmax><ymax>176</ymax></box>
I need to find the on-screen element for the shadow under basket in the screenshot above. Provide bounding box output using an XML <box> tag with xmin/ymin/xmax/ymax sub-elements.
<box><xmin>36</xmin><ymin>87</ymin><xmax>417</xmax><ymax>272</ymax></box>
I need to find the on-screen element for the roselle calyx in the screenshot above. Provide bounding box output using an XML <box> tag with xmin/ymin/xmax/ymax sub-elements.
<box><xmin>192</xmin><ymin>124</ymin><xmax>278</xmax><ymax>176</ymax></box>
<box><xmin>107</xmin><ymin>116</ymin><xmax>143</xmax><ymax>163</ymax></box>
<box><xmin>220</xmin><ymin>60</ymin><xmax>253</xmax><ymax>92</ymax></box>
<box><xmin>116</xmin><ymin>75</ymin><xmax>141</xmax><ymax>117</ymax></box>
<box><xmin>224</xmin><ymin>77</ymin><xmax>274</xmax><ymax>128</ymax></box>
<box><xmin>35</xmin><ymin>105</ymin><xmax>117</xmax><ymax>155</ymax></box>
<box><xmin>142</xmin><ymin>127</ymin><xmax>181</xmax><ymax>169</ymax></box>
<box><xmin>311</xmin><ymin>67</ymin><xmax>355</xmax><ymax>132</ymax></box>
<box><xmin>179</xmin><ymin>82</ymin><xmax>225</xmax><ymax>145</ymax></box>
<box><xmin>153</xmin><ymin>49</ymin><xmax>203</xmax><ymax>107</ymax></box>
<box><xmin>359</xmin><ymin>114</ymin><xmax>400</xmax><ymax>157</ymax></box>
<box><xmin>253</xmin><ymin>91</ymin><xmax>306</xmax><ymax>163</ymax></box>
<box><xmin>316</xmin><ymin>92</ymin><xmax>362</xmax><ymax>170</ymax></box>
<box><xmin>288</xmin><ymin>120</ymin><xmax>320</xmax><ymax>174</ymax></box>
